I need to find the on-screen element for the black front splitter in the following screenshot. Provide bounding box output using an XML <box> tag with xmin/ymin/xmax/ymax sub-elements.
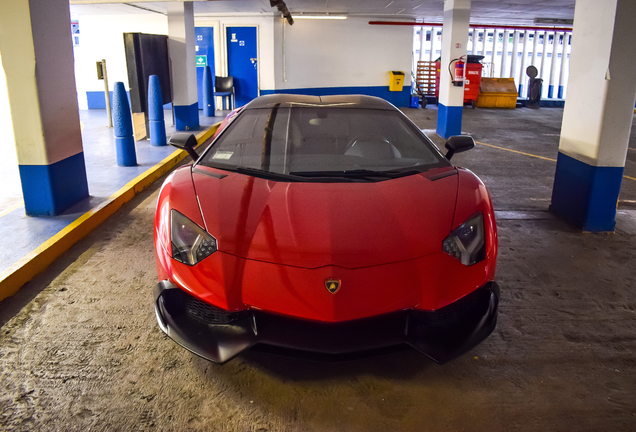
<box><xmin>154</xmin><ymin>280</ymin><xmax>500</xmax><ymax>364</ymax></box>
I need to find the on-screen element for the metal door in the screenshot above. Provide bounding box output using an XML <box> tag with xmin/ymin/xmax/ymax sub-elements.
<box><xmin>226</xmin><ymin>26</ymin><xmax>258</xmax><ymax>107</ymax></box>
<box><xmin>195</xmin><ymin>27</ymin><xmax>215</xmax><ymax>110</ymax></box>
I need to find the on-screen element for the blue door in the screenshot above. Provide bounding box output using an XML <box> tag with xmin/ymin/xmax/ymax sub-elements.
<box><xmin>226</xmin><ymin>26</ymin><xmax>258</xmax><ymax>107</ymax></box>
<box><xmin>195</xmin><ymin>27</ymin><xmax>215</xmax><ymax>110</ymax></box>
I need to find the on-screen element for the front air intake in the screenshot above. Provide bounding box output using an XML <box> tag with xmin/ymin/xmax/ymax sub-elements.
<box><xmin>185</xmin><ymin>295</ymin><xmax>250</xmax><ymax>325</ymax></box>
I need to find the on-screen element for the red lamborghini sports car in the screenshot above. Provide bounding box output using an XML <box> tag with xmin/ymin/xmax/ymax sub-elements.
<box><xmin>154</xmin><ymin>94</ymin><xmax>499</xmax><ymax>364</ymax></box>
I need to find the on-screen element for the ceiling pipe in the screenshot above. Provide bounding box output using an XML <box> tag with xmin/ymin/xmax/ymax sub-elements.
<box><xmin>368</xmin><ymin>21</ymin><xmax>572</xmax><ymax>32</ymax></box>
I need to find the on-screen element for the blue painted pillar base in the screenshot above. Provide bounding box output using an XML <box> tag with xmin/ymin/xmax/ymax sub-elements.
<box><xmin>175</xmin><ymin>102</ymin><xmax>200</xmax><ymax>131</ymax></box>
<box><xmin>547</xmin><ymin>85</ymin><xmax>554</xmax><ymax>99</ymax></box>
<box><xmin>550</xmin><ymin>152</ymin><xmax>624</xmax><ymax>232</ymax></box>
<box><xmin>116</xmin><ymin>137</ymin><xmax>138</xmax><ymax>166</ymax></box>
<box><xmin>436</xmin><ymin>103</ymin><xmax>463</xmax><ymax>139</ymax></box>
<box><xmin>19</xmin><ymin>152</ymin><xmax>89</xmax><ymax>216</ymax></box>
<box><xmin>557</xmin><ymin>85</ymin><xmax>564</xmax><ymax>99</ymax></box>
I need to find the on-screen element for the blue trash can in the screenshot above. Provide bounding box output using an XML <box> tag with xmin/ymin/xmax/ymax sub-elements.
<box><xmin>410</xmin><ymin>94</ymin><xmax>420</xmax><ymax>108</ymax></box>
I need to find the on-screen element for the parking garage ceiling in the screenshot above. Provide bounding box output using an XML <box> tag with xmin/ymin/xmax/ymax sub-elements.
<box><xmin>69</xmin><ymin>0</ymin><xmax>575</xmax><ymax>26</ymax></box>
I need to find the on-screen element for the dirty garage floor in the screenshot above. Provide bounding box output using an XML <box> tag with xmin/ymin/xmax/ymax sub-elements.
<box><xmin>1</xmin><ymin>107</ymin><xmax>636</xmax><ymax>431</ymax></box>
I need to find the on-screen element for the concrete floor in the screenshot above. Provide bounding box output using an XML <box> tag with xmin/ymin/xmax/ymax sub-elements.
<box><xmin>1</xmin><ymin>107</ymin><xmax>636</xmax><ymax>431</ymax></box>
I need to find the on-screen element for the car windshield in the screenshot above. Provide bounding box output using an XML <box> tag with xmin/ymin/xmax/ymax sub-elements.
<box><xmin>198</xmin><ymin>106</ymin><xmax>449</xmax><ymax>181</ymax></box>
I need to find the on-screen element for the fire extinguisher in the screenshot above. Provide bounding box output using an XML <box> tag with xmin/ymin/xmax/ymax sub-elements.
<box><xmin>449</xmin><ymin>57</ymin><xmax>465</xmax><ymax>87</ymax></box>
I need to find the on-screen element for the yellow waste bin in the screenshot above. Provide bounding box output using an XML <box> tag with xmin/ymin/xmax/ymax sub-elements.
<box><xmin>476</xmin><ymin>78</ymin><xmax>518</xmax><ymax>109</ymax></box>
<box><xmin>389</xmin><ymin>71</ymin><xmax>405</xmax><ymax>92</ymax></box>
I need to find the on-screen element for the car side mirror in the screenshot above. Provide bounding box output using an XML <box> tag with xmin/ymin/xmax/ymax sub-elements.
<box><xmin>169</xmin><ymin>133</ymin><xmax>199</xmax><ymax>160</ymax></box>
<box><xmin>444</xmin><ymin>135</ymin><xmax>475</xmax><ymax>161</ymax></box>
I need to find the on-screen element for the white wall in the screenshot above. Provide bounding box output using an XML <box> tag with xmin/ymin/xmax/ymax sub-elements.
<box><xmin>272</xmin><ymin>17</ymin><xmax>413</xmax><ymax>91</ymax></box>
<box><xmin>73</xmin><ymin>12</ymin><xmax>276</xmax><ymax>109</ymax></box>
<box><xmin>74</xmin><ymin>14</ymin><xmax>412</xmax><ymax>106</ymax></box>
<box><xmin>73</xmin><ymin>14</ymin><xmax>168</xmax><ymax>109</ymax></box>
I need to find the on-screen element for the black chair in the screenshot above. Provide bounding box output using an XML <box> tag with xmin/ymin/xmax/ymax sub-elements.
<box><xmin>215</xmin><ymin>76</ymin><xmax>235</xmax><ymax>110</ymax></box>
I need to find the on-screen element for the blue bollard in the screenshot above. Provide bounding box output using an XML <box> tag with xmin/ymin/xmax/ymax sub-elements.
<box><xmin>112</xmin><ymin>82</ymin><xmax>137</xmax><ymax>166</ymax></box>
<box><xmin>148</xmin><ymin>75</ymin><xmax>167</xmax><ymax>146</ymax></box>
<box><xmin>203</xmin><ymin>66</ymin><xmax>215</xmax><ymax>117</ymax></box>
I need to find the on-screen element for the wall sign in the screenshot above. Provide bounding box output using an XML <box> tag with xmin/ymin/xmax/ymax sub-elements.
<box><xmin>196</xmin><ymin>55</ymin><xmax>207</xmax><ymax>67</ymax></box>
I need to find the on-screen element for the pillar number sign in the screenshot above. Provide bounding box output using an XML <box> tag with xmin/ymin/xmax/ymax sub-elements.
<box><xmin>196</xmin><ymin>55</ymin><xmax>207</xmax><ymax>67</ymax></box>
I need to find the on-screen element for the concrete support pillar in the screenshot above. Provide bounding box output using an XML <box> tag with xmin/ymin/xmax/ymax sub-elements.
<box><xmin>558</xmin><ymin>35</ymin><xmax>569</xmax><ymax>99</ymax></box>
<box><xmin>500</xmin><ymin>30</ymin><xmax>509</xmax><ymax>77</ymax></box>
<box><xmin>530</xmin><ymin>31</ymin><xmax>540</xmax><ymax>96</ymax></box>
<box><xmin>490</xmin><ymin>30</ymin><xmax>498</xmax><ymax>75</ymax></box>
<box><xmin>509</xmin><ymin>30</ymin><xmax>519</xmax><ymax>79</ymax></box>
<box><xmin>550</xmin><ymin>0</ymin><xmax>636</xmax><ymax>232</ymax></box>
<box><xmin>0</xmin><ymin>0</ymin><xmax>88</xmax><ymax>216</ymax></box>
<box><xmin>518</xmin><ymin>31</ymin><xmax>529</xmax><ymax>95</ymax></box>
<box><xmin>540</xmin><ymin>31</ymin><xmax>550</xmax><ymax>84</ymax></box>
<box><xmin>167</xmin><ymin>1</ymin><xmax>199</xmax><ymax>131</ymax></box>
<box><xmin>436</xmin><ymin>0</ymin><xmax>471</xmax><ymax>139</ymax></box>
<box><xmin>477</xmin><ymin>29</ymin><xmax>482</xmax><ymax>54</ymax></box>
<box><xmin>419</xmin><ymin>27</ymin><xmax>426</xmax><ymax>62</ymax></box>
<box><xmin>547</xmin><ymin>32</ymin><xmax>561</xmax><ymax>98</ymax></box>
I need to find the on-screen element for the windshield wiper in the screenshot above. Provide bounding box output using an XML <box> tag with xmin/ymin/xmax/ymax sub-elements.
<box><xmin>289</xmin><ymin>168</ymin><xmax>423</xmax><ymax>179</ymax></box>
<box><xmin>204</xmin><ymin>166</ymin><xmax>422</xmax><ymax>183</ymax></box>
<box><xmin>235</xmin><ymin>166</ymin><xmax>300</xmax><ymax>182</ymax></box>
<box><xmin>200</xmin><ymin>164</ymin><xmax>346</xmax><ymax>182</ymax></box>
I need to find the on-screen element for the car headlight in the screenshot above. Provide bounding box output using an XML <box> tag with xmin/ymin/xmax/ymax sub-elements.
<box><xmin>171</xmin><ymin>210</ymin><xmax>217</xmax><ymax>265</ymax></box>
<box><xmin>442</xmin><ymin>213</ymin><xmax>486</xmax><ymax>266</ymax></box>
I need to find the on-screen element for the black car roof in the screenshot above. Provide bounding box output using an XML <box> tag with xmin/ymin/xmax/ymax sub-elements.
<box><xmin>243</xmin><ymin>94</ymin><xmax>397</xmax><ymax>110</ymax></box>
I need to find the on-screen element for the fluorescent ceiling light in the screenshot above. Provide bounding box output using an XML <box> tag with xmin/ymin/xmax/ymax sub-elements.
<box><xmin>294</xmin><ymin>15</ymin><xmax>347</xmax><ymax>20</ymax></box>
<box><xmin>534</xmin><ymin>18</ymin><xmax>573</xmax><ymax>25</ymax></box>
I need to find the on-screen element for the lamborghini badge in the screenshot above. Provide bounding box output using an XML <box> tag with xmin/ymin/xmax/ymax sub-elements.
<box><xmin>325</xmin><ymin>278</ymin><xmax>341</xmax><ymax>294</ymax></box>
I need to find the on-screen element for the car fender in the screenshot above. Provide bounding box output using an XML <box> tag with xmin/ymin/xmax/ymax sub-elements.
<box><xmin>453</xmin><ymin>167</ymin><xmax>498</xmax><ymax>261</ymax></box>
<box><xmin>154</xmin><ymin>166</ymin><xmax>203</xmax><ymax>280</ymax></box>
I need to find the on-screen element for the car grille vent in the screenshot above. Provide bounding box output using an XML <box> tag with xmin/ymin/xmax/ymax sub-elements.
<box><xmin>185</xmin><ymin>296</ymin><xmax>249</xmax><ymax>325</ymax></box>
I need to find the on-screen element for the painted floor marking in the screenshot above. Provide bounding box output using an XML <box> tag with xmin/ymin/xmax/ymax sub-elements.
<box><xmin>475</xmin><ymin>141</ymin><xmax>635</xmax><ymax>181</ymax></box>
<box><xmin>0</xmin><ymin>203</ymin><xmax>22</xmax><ymax>219</ymax></box>
<box><xmin>474</xmin><ymin>141</ymin><xmax>557</xmax><ymax>162</ymax></box>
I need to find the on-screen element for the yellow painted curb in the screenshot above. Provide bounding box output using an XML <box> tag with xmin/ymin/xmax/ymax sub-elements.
<box><xmin>0</xmin><ymin>123</ymin><xmax>220</xmax><ymax>303</ymax></box>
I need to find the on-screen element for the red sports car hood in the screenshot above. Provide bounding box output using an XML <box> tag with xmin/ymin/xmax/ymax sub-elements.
<box><xmin>192</xmin><ymin>166</ymin><xmax>458</xmax><ymax>269</ymax></box>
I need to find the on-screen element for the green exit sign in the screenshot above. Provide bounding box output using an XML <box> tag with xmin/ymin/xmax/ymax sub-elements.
<box><xmin>196</xmin><ymin>55</ymin><xmax>207</xmax><ymax>67</ymax></box>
